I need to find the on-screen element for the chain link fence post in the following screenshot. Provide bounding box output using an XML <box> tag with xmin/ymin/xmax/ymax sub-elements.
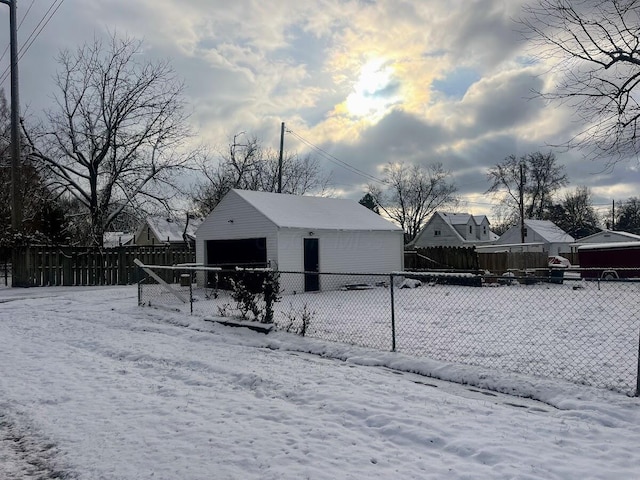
<box><xmin>636</xmin><ymin>325</ymin><xmax>640</xmax><ymax>397</ymax></box>
<box><xmin>390</xmin><ymin>273</ymin><xmax>396</xmax><ymax>352</ymax></box>
<box><xmin>189</xmin><ymin>276</ymin><xmax>193</xmax><ymax>315</ymax></box>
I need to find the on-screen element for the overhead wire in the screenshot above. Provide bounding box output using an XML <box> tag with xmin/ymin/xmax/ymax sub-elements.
<box><xmin>286</xmin><ymin>128</ymin><xmax>386</xmax><ymax>184</ymax></box>
<box><xmin>0</xmin><ymin>0</ymin><xmax>65</xmax><ymax>85</ymax></box>
<box><xmin>0</xmin><ymin>0</ymin><xmax>36</xmax><ymax>65</ymax></box>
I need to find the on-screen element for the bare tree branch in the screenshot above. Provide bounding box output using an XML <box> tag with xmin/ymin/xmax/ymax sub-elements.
<box><xmin>191</xmin><ymin>133</ymin><xmax>332</xmax><ymax>216</ymax></box>
<box><xmin>21</xmin><ymin>33</ymin><xmax>195</xmax><ymax>246</ymax></box>
<box><xmin>367</xmin><ymin>162</ymin><xmax>458</xmax><ymax>242</ymax></box>
<box><xmin>522</xmin><ymin>0</ymin><xmax>640</xmax><ymax>164</ymax></box>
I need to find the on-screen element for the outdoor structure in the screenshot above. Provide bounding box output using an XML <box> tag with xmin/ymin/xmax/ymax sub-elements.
<box><xmin>195</xmin><ymin>189</ymin><xmax>404</xmax><ymax>292</ymax></box>
<box><xmin>578</xmin><ymin>242</ymin><xmax>640</xmax><ymax>279</ymax></box>
<box><xmin>102</xmin><ymin>231</ymin><xmax>134</xmax><ymax>248</ymax></box>
<box><xmin>492</xmin><ymin>219</ymin><xmax>574</xmax><ymax>256</ymax></box>
<box><xmin>570</xmin><ymin>229</ymin><xmax>640</xmax><ymax>253</ymax></box>
<box><xmin>408</xmin><ymin>212</ymin><xmax>497</xmax><ymax>249</ymax></box>
<box><xmin>134</xmin><ymin>216</ymin><xmax>201</xmax><ymax>247</ymax></box>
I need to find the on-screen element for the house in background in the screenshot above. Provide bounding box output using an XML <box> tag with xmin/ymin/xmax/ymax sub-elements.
<box><xmin>195</xmin><ymin>189</ymin><xmax>404</xmax><ymax>292</ymax></box>
<box><xmin>569</xmin><ymin>229</ymin><xmax>640</xmax><ymax>253</ymax></box>
<box><xmin>102</xmin><ymin>231</ymin><xmax>134</xmax><ymax>248</ymax></box>
<box><xmin>492</xmin><ymin>219</ymin><xmax>574</xmax><ymax>256</ymax></box>
<box><xmin>408</xmin><ymin>212</ymin><xmax>498</xmax><ymax>249</ymax></box>
<box><xmin>135</xmin><ymin>216</ymin><xmax>202</xmax><ymax>247</ymax></box>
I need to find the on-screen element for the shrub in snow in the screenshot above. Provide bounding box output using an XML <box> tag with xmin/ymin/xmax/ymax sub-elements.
<box><xmin>261</xmin><ymin>270</ymin><xmax>281</xmax><ymax>324</ymax></box>
<box><xmin>229</xmin><ymin>270</ymin><xmax>281</xmax><ymax>323</ymax></box>
<box><xmin>281</xmin><ymin>303</ymin><xmax>314</xmax><ymax>336</ymax></box>
<box><xmin>230</xmin><ymin>277</ymin><xmax>260</xmax><ymax>319</ymax></box>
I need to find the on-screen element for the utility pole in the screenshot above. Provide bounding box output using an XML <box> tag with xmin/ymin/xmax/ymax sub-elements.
<box><xmin>1</xmin><ymin>0</ymin><xmax>24</xmax><ymax>286</ymax></box>
<box><xmin>1</xmin><ymin>0</ymin><xmax>21</xmax><ymax>230</ymax></box>
<box><xmin>611</xmin><ymin>199</ymin><xmax>615</xmax><ymax>231</ymax></box>
<box><xmin>277</xmin><ymin>122</ymin><xmax>284</xmax><ymax>193</ymax></box>
<box><xmin>519</xmin><ymin>161</ymin><xmax>526</xmax><ymax>244</ymax></box>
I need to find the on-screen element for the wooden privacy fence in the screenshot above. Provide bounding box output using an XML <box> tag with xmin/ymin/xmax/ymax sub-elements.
<box><xmin>404</xmin><ymin>247</ymin><xmax>479</xmax><ymax>271</ymax></box>
<box><xmin>478</xmin><ymin>251</ymin><xmax>548</xmax><ymax>275</ymax></box>
<box><xmin>405</xmin><ymin>247</ymin><xmax>550</xmax><ymax>275</ymax></box>
<box><xmin>14</xmin><ymin>245</ymin><xmax>196</xmax><ymax>287</ymax></box>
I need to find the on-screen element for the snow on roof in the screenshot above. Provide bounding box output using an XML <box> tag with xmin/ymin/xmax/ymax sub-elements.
<box><xmin>578</xmin><ymin>241</ymin><xmax>640</xmax><ymax>251</ymax></box>
<box><xmin>473</xmin><ymin>215</ymin><xmax>489</xmax><ymax>226</ymax></box>
<box><xmin>439</xmin><ymin>212</ymin><xmax>471</xmax><ymax>225</ymax></box>
<box><xmin>231</xmin><ymin>189</ymin><xmax>402</xmax><ymax>231</ymax></box>
<box><xmin>438</xmin><ymin>212</ymin><xmax>489</xmax><ymax>226</ymax></box>
<box><xmin>147</xmin><ymin>217</ymin><xmax>202</xmax><ymax>242</ymax></box>
<box><xmin>524</xmin><ymin>219</ymin><xmax>575</xmax><ymax>243</ymax></box>
<box><xmin>573</xmin><ymin>229</ymin><xmax>640</xmax><ymax>243</ymax></box>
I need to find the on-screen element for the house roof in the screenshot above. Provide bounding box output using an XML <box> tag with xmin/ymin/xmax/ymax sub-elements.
<box><xmin>103</xmin><ymin>232</ymin><xmax>134</xmax><ymax>248</ymax></box>
<box><xmin>438</xmin><ymin>212</ymin><xmax>490</xmax><ymax>226</ymax></box>
<box><xmin>230</xmin><ymin>189</ymin><xmax>402</xmax><ymax>231</ymax></box>
<box><xmin>407</xmin><ymin>211</ymin><xmax>496</xmax><ymax>248</ymax></box>
<box><xmin>146</xmin><ymin>217</ymin><xmax>202</xmax><ymax>242</ymax></box>
<box><xmin>573</xmin><ymin>229</ymin><xmax>640</xmax><ymax>243</ymax></box>
<box><xmin>524</xmin><ymin>219</ymin><xmax>575</xmax><ymax>243</ymax></box>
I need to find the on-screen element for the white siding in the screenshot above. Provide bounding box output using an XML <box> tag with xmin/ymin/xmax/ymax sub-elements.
<box><xmin>318</xmin><ymin>229</ymin><xmax>403</xmax><ymax>291</ymax></box>
<box><xmin>195</xmin><ymin>190</ymin><xmax>278</xmax><ymax>267</ymax></box>
<box><xmin>274</xmin><ymin>228</ymin><xmax>403</xmax><ymax>292</ymax></box>
<box><xmin>412</xmin><ymin>216</ymin><xmax>463</xmax><ymax>247</ymax></box>
<box><xmin>318</xmin><ymin>230</ymin><xmax>403</xmax><ymax>273</ymax></box>
<box><xmin>196</xmin><ymin>190</ymin><xmax>404</xmax><ymax>292</ymax></box>
<box><xmin>275</xmin><ymin>230</ymin><xmax>305</xmax><ymax>293</ymax></box>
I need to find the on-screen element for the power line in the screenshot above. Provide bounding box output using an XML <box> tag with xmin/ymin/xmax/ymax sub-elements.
<box><xmin>0</xmin><ymin>0</ymin><xmax>65</xmax><ymax>85</ymax></box>
<box><xmin>286</xmin><ymin>129</ymin><xmax>385</xmax><ymax>184</ymax></box>
<box><xmin>0</xmin><ymin>0</ymin><xmax>36</xmax><ymax>65</ymax></box>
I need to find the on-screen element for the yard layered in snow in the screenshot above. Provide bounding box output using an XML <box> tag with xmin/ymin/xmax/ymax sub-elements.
<box><xmin>148</xmin><ymin>274</ymin><xmax>640</xmax><ymax>393</ymax></box>
<box><xmin>1</xmin><ymin>285</ymin><xmax>640</xmax><ymax>479</ymax></box>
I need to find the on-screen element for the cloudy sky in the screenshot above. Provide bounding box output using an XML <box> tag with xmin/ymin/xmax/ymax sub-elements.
<box><xmin>1</xmin><ymin>0</ymin><xmax>638</xmax><ymax>221</ymax></box>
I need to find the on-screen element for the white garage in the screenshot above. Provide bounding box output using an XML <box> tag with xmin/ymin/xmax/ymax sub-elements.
<box><xmin>195</xmin><ymin>189</ymin><xmax>404</xmax><ymax>292</ymax></box>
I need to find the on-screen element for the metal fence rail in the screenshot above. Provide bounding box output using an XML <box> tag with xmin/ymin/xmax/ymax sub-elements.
<box><xmin>138</xmin><ymin>265</ymin><xmax>640</xmax><ymax>396</ymax></box>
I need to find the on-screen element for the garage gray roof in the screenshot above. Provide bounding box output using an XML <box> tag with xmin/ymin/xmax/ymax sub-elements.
<box><xmin>232</xmin><ymin>189</ymin><xmax>402</xmax><ymax>231</ymax></box>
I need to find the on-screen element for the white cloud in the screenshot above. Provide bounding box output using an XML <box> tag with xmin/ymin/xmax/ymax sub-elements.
<box><xmin>1</xmin><ymin>0</ymin><xmax>629</xmax><ymax>221</ymax></box>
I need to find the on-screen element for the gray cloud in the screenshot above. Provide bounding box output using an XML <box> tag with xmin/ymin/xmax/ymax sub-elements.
<box><xmin>0</xmin><ymin>0</ymin><xmax>630</xmax><ymax>222</ymax></box>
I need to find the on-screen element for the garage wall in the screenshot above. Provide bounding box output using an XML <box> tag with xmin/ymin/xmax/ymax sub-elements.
<box><xmin>195</xmin><ymin>191</ymin><xmax>278</xmax><ymax>267</ymax></box>
<box><xmin>319</xmin><ymin>230</ymin><xmax>403</xmax><ymax>273</ymax></box>
<box><xmin>275</xmin><ymin>228</ymin><xmax>404</xmax><ymax>292</ymax></box>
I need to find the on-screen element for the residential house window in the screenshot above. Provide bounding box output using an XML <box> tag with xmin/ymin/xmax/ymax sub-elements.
<box><xmin>434</xmin><ymin>230</ymin><xmax>441</xmax><ymax>236</ymax></box>
<box><xmin>469</xmin><ymin>225</ymin><xmax>473</xmax><ymax>234</ymax></box>
<box><xmin>524</xmin><ymin>228</ymin><xmax>528</xmax><ymax>237</ymax></box>
<box><xmin>483</xmin><ymin>226</ymin><xmax>487</xmax><ymax>235</ymax></box>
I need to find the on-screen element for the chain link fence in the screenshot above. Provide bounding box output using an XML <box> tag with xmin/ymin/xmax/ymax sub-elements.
<box><xmin>138</xmin><ymin>264</ymin><xmax>640</xmax><ymax>396</ymax></box>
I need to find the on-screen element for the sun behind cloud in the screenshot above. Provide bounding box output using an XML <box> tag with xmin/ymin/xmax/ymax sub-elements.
<box><xmin>345</xmin><ymin>58</ymin><xmax>401</xmax><ymax>121</ymax></box>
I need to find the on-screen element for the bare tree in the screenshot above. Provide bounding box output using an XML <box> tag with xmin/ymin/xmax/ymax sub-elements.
<box><xmin>522</xmin><ymin>0</ymin><xmax>640</xmax><ymax>163</ymax></box>
<box><xmin>192</xmin><ymin>132</ymin><xmax>331</xmax><ymax>215</ymax></box>
<box><xmin>612</xmin><ymin>197</ymin><xmax>640</xmax><ymax>234</ymax></box>
<box><xmin>546</xmin><ymin>186</ymin><xmax>600</xmax><ymax>238</ymax></box>
<box><xmin>367</xmin><ymin>162</ymin><xmax>458</xmax><ymax>243</ymax></box>
<box><xmin>0</xmin><ymin>90</ymin><xmax>67</xmax><ymax>246</ymax></box>
<box><xmin>487</xmin><ymin>152</ymin><xmax>568</xmax><ymax>226</ymax></box>
<box><xmin>23</xmin><ymin>34</ymin><xmax>196</xmax><ymax>246</ymax></box>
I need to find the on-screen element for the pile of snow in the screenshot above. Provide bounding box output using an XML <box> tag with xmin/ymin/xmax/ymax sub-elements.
<box><xmin>399</xmin><ymin>278</ymin><xmax>422</xmax><ymax>288</ymax></box>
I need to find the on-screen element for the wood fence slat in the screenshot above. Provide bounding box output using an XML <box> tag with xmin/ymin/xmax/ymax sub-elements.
<box><xmin>13</xmin><ymin>245</ymin><xmax>196</xmax><ymax>287</ymax></box>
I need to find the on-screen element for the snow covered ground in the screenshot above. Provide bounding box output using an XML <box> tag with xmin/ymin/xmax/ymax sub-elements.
<box><xmin>145</xmin><ymin>276</ymin><xmax>640</xmax><ymax>394</ymax></box>
<box><xmin>1</xmin><ymin>285</ymin><xmax>640</xmax><ymax>479</ymax></box>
